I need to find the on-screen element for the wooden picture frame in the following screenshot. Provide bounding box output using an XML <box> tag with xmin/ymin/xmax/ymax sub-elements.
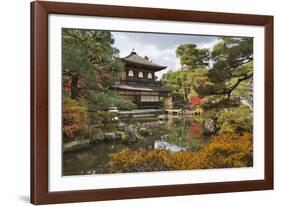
<box><xmin>31</xmin><ymin>0</ymin><xmax>274</xmax><ymax>204</ymax></box>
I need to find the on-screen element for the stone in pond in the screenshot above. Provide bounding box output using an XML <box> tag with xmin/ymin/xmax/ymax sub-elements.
<box><xmin>104</xmin><ymin>132</ymin><xmax>117</xmax><ymax>141</ymax></box>
<box><xmin>89</xmin><ymin>128</ymin><xmax>104</xmax><ymax>142</ymax></box>
<box><xmin>124</xmin><ymin>124</ymin><xmax>143</xmax><ymax>142</ymax></box>
<box><xmin>204</xmin><ymin>118</ymin><xmax>216</xmax><ymax>134</ymax></box>
<box><xmin>158</xmin><ymin>114</ymin><xmax>168</xmax><ymax>120</ymax></box>
<box><xmin>142</xmin><ymin>121</ymin><xmax>160</xmax><ymax>129</ymax></box>
<box><xmin>115</xmin><ymin>131</ymin><xmax>128</xmax><ymax>141</ymax></box>
<box><xmin>139</xmin><ymin>127</ymin><xmax>150</xmax><ymax>136</ymax></box>
<box><xmin>117</xmin><ymin>122</ymin><xmax>127</xmax><ymax>130</ymax></box>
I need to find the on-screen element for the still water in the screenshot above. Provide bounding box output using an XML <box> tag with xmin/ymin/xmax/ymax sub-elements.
<box><xmin>63</xmin><ymin>115</ymin><xmax>211</xmax><ymax>176</ymax></box>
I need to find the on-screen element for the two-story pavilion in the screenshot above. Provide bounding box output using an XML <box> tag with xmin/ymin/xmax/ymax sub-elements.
<box><xmin>112</xmin><ymin>51</ymin><xmax>169</xmax><ymax>109</ymax></box>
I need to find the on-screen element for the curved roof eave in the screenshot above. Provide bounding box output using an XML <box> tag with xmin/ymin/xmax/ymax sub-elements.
<box><xmin>122</xmin><ymin>52</ymin><xmax>167</xmax><ymax>71</ymax></box>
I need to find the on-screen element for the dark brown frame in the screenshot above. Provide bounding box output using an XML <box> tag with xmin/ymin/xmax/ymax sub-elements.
<box><xmin>31</xmin><ymin>1</ymin><xmax>274</xmax><ymax>204</ymax></box>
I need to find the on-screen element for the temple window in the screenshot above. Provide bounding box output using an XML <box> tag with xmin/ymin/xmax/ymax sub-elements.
<box><xmin>138</xmin><ymin>71</ymin><xmax>143</xmax><ymax>78</ymax></box>
<box><xmin>128</xmin><ymin>70</ymin><xmax>134</xmax><ymax>77</ymax></box>
<box><xmin>147</xmin><ymin>72</ymin><xmax>152</xmax><ymax>79</ymax></box>
<box><xmin>141</xmin><ymin>96</ymin><xmax>159</xmax><ymax>102</ymax></box>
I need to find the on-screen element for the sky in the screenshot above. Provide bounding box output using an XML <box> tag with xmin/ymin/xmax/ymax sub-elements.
<box><xmin>112</xmin><ymin>31</ymin><xmax>220</xmax><ymax>79</ymax></box>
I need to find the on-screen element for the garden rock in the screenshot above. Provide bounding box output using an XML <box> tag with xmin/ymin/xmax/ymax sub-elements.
<box><xmin>158</xmin><ymin>114</ymin><xmax>168</xmax><ymax>120</ymax></box>
<box><xmin>115</xmin><ymin>131</ymin><xmax>128</xmax><ymax>141</ymax></box>
<box><xmin>142</xmin><ymin>121</ymin><xmax>160</xmax><ymax>129</ymax></box>
<box><xmin>124</xmin><ymin>124</ymin><xmax>143</xmax><ymax>142</ymax></box>
<box><xmin>89</xmin><ymin>128</ymin><xmax>104</xmax><ymax>142</ymax></box>
<box><xmin>204</xmin><ymin>118</ymin><xmax>216</xmax><ymax>134</ymax></box>
<box><xmin>104</xmin><ymin>132</ymin><xmax>117</xmax><ymax>141</ymax></box>
<box><xmin>117</xmin><ymin>122</ymin><xmax>127</xmax><ymax>131</ymax></box>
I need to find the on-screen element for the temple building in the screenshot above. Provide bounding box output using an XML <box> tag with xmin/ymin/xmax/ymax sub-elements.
<box><xmin>112</xmin><ymin>51</ymin><xmax>169</xmax><ymax>109</ymax></box>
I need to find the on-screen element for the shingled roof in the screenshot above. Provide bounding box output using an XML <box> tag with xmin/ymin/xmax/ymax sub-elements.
<box><xmin>122</xmin><ymin>52</ymin><xmax>167</xmax><ymax>71</ymax></box>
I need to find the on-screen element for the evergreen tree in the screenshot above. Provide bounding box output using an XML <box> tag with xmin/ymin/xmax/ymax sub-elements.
<box><xmin>195</xmin><ymin>37</ymin><xmax>253</xmax><ymax>100</ymax></box>
<box><xmin>62</xmin><ymin>29</ymin><xmax>124</xmax><ymax>99</ymax></box>
<box><xmin>174</xmin><ymin>37</ymin><xmax>253</xmax><ymax>101</ymax></box>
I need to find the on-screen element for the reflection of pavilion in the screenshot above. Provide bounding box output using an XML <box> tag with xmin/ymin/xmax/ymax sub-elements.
<box><xmin>112</xmin><ymin>51</ymin><xmax>169</xmax><ymax>109</ymax></box>
<box><xmin>154</xmin><ymin>140</ymin><xmax>188</xmax><ymax>152</ymax></box>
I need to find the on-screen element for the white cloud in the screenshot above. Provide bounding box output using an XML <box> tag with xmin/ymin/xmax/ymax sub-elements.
<box><xmin>112</xmin><ymin>32</ymin><xmax>219</xmax><ymax>79</ymax></box>
<box><xmin>197</xmin><ymin>38</ymin><xmax>220</xmax><ymax>51</ymax></box>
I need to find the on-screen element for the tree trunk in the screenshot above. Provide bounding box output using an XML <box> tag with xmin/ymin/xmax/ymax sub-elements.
<box><xmin>71</xmin><ymin>73</ymin><xmax>79</xmax><ymax>99</ymax></box>
<box><xmin>227</xmin><ymin>92</ymin><xmax>231</xmax><ymax>101</ymax></box>
<box><xmin>184</xmin><ymin>87</ymin><xmax>189</xmax><ymax>104</ymax></box>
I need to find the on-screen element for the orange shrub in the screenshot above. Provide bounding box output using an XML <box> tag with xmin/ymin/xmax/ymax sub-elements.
<box><xmin>98</xmin><ymin>132</ymin><xmax>253</xmax><ymax>173</ymax></box>
<box><xmin>63</xmin><ymin>96</ymin><xmax>88</xmax><ymax>140</ymax></box>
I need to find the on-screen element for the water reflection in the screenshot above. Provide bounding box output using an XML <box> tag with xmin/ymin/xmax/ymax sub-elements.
<box><xmin>63</xmin><ymin>114</ymin><xmax>211</xmax><ymax>176</ymax></box>
<box><xmin>154</xmin><ymin>140</ymin><xmax>188</xmax><ymax>152</ymax></box>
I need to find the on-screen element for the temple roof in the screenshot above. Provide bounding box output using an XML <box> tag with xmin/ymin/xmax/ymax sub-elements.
<box><xmin>122</xmin><ymin>52</ymin><xmax>167</xmax><ymax>71</ymax></box>
<box><xmin>112</xmin><ymin>82</ymin><xmax>169</xmax><ymax>93</ymax></box>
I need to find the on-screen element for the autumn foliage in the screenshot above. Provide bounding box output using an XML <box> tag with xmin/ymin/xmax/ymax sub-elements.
<box><xmin>63</xmin><ymin>96</ymin><xmax>88</xmax><ymax>140</ymax></box>
<box><xmin>98</xmin><ymin>132</ymin><xmax>253</xmax><ymax>173</ymax></box>
<box><xmin>189</xmin><ymin>96</ymin><xmax>204</xmax><ymax>106</ymax></box>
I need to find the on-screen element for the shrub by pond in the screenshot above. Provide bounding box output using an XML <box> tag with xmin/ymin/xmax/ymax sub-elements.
<box><xmin>97</xmin><ymin>132</ymin><xmax>253</xmax><ymax>173</ymax></box>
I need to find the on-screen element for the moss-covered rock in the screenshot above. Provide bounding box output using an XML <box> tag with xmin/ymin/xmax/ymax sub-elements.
<box><xmin>115</xmin><ymin>131</ymin><xmax>128</xmax><ymax>141</ymax></box>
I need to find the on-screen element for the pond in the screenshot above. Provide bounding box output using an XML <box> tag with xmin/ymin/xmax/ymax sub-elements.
<box><xmin>63</xmin><ymin>114</ymin><xmax>212</xmax><ymax>176</ymax></box>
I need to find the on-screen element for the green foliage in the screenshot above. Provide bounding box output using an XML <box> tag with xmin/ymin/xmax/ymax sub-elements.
<box><xmin>186</xmin><ymin>67</ymin><xmax>209</xmax><ymax>85</ymax></box>
<box><xmin>163</xmin><ymin>44</ymin><xmax>211</xmax><ymax>106</ymax></box>
<box><xmin>232</xmin><ymin>77</ymin><xmax>253</xmax><ymax>98</ymax></box>
<box><xmin>201</xmin><ymin>98</ymin><xmax>240</xmax><ymax>110</ymax></box>
<box><xmin>91</xmin><ymin>111</ymin><xmax>116</xmax><ymax>124</ymax></box>
<box><xmin>89</xmin><ymin>91</ymin><xmax>137</xmax><ymax>111</ymax></box>
<box><xmin>175</xmin><ymin>37</ymin><xmax>253</xmax><ymax>101</ymax></box>
<box><xmin>161</xmin><ymin>70</ymin><xmax>189</xmax><ymax>107</ymax></box>
<box><xmin>63</xmin><ymin>29</ymin><xmax>124</xmax><ymax>77</ymax></box>
<box><xmin>161</xmin><ymin>67</ymin><xmax>209</xmax><ymax>107</ymax></box>
<box><xmin>176</xmin><ymin>44</ymin><xmax>211</xmax><ymax>69</ymax></box>
<box><xmin>62</xmin><ymin>29</ymin><xmax>137</xmax><ymax>141</ymax></box>
<box><xmin>162</xmin><ymin>70</ymin><xmax>186</xmax><ymax>98</ymax></box>
<box><xmin>63</xmin><ymin>96</ymin><xmax>88</xmax><ymax>140</ymax></box>
<box><xmin>97</xmin><ymin>132</ymin><xmax>253</xmax><ymax>173</ymax></box>
<box><xmin>203</xmin><ymin>37</ymin><xmax>253</xmax><ymax>99</ymax></box>
<box><xmin>217</xmin><ymin>106</ymin><xmax>253</xmax><ymax>133</ymax></box>
<box><xmin>62</xmin><ymin>30</ymin><xmax>93</xmax><ymax>81</ymax></box>
<box><xmin>62</xmin><ymin>29</ymin><xmax>124</xmax><ymax>97</ymax></box>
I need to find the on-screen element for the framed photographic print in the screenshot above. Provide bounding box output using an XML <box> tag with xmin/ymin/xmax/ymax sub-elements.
<box><xmin>30</xmin><ymin>1</ymin><xmax>274</xmax><ymax>204</ymax></box>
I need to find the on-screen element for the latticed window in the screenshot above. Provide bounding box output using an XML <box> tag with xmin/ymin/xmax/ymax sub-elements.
<box><xmin>138</xmin><ymin>71</ymin><xmax>143</xmax><ymax>78</ymax></box>
<box><xmin>147</xmin><ymin>72</ymin><xmax>152</xmax><ymax>79</ymax></box>
<box><xmin>128</xmin><ymin>70</ymin><xmax>134</xmax><ymax>77</ymax></box>
<box><xmin>141</xmin><ymin>95</ymin><xmax>159</xmax><ymax>102</ymax></box>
